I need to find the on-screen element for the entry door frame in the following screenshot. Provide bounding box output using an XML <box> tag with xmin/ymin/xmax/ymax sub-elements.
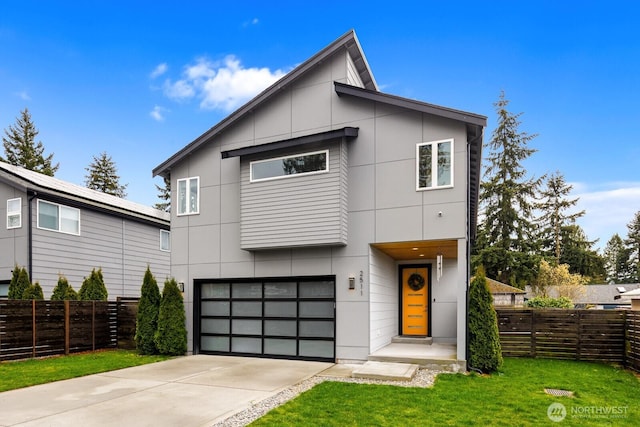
<box><xmin>398</xmin><ymin>264</ymin><xmax>432</xmax><ymax>337</ymax></box>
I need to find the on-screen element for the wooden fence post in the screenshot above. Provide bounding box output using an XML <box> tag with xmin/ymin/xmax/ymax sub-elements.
<box><xmin>64</xmin><ymin>300</ymin><xmax>70</xmax><ymax>355</ymax></box>
<box><xmin>31</xmin><ymin>299</ymin><xmax>36</xmax><ymax>358</ymax></box>
<box><xmin>530</xmin><ymin>310</ymin><xmax>536</xmax><ymax>358</ymax></box>
<box><xmin>92</xmin><ymin>301</ymin><xmax>96</xmax><ymax>351</ymax></box>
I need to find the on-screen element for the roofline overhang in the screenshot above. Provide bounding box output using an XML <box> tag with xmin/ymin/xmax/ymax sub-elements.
<box><xmin>221</xmin><ymin>127</ymin><xmax>359</xmax><ymax>159</ymax></box>
<box><xmin>153</xmin><ymin>30</ymin><xmax>375</xmax><ymax>179</ymax></box>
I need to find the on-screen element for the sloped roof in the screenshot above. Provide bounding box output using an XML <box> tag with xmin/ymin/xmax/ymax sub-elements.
<box><xmin>529</xmin><ymin>284</ymin><xmax>640</xmax><ymax>305</ymax></box>
<box><xmin>153</xmin><ymin>30</ymin><xmax>376</xmax><ymax>178</ymax></box>
<box><xmin>482</xmin><ymin>277</ymin><xmax>526</xmax><ymax>294</ymax></box>
<box><xmin>0</xmin><ymin>161</ymin><xmax>169</xmax><ymax>225</ymax></box>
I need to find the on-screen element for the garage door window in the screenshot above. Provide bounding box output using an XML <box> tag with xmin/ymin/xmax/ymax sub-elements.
<box><xmin>196</xmin><ymin>277</ymin><xmax>335</xmax><ymax>362</ymax></box>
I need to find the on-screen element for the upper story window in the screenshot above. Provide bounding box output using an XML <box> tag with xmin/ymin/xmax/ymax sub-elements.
<box><xmin>177</xmin><ymin>177</ymin><xmax>199</xmax><ymax>215</ymax></box>
<box><xmin>37</xmin><ymin>200</ymin><xmax>80</xmax><ymax>235</ymax></box>
<box><xmin>250</xmin><ymin>150</ymin><xmax>329</xmax><ymax>182</ymax></box>
<box><xmin>160</xmin><ymin>229</ymin><xmax>171</xmax><ymax>252</ymax></box>
<box><xmin>417</xmin><ymin>139</ymin><xmax>454</xmax><ymax>190</ymax></box>
<box><xmin>7</xmin><ymin>198</ymin><xmax>21</xmax><ymax>229</ymax></box>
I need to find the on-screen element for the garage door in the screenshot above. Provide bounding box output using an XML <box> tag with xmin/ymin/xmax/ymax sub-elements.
<box><xmin>195</xmin><ymin>277</ymin><xmax>335</xmax><ymax>362</ymax></box>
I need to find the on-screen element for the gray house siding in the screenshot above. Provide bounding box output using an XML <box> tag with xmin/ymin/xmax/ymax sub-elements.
<box><xmin>239</xmin><ymin>140</ymin><xmax>348</xmax><ymax>250</ymax></box>
<box><xmin>0</xmin><ymin>185</ymin><xmax>28</xmax><ymax>280</ymax></box>
<box><xmin>31</xmin><ymin>198</ymin><xmax>170</xmax><ymax>298</ymax></box>
<box><xmin>157</xmin><ymin>32</ymin><xmax>484</xmax><ymax>363</ymax></box>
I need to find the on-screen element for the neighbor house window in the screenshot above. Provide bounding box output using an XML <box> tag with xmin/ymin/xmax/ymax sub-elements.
<box><xmin>7</xmin><ymin>198</ymin><xmax>21</xmax><ymax>229</ymax></box>
<box><xmin>250</xmin><ymin>150</ymin><xmax>328</xmax><ymax>182</ymax></box>
<box><xmin>37</xmin><ymin>200</ymin><xmax>80</xmax><ymax>235</ymax></box>
<box><xmin>160</xmin><ymin>229</ymin><xmax>171</xmax><ymax>251</ymax></box>
<box><xmin>417</xmin><ymin>139</ymin><xmax>454</xmax><ymax>190</ymax></box>
<box><xmin>177</xmin><ymin>177</ymin><xmax>199</xmax><ymax>215</ymax></box>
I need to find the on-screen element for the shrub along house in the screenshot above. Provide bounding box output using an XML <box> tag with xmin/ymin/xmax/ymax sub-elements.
<box><xmin>0</xmin><ymin>161</ymin><xmax>170</xmax><ymax>298</ymax></box>
<box><xmin>153</xmin><ymin>30</ymin><xmax>485</xmax><ymax>367</ymax></box>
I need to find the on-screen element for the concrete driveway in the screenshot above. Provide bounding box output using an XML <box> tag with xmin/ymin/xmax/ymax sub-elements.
<box><xmin>0</xmin><ymin>355</ymin><xmax>332</xmax><ymax>427</ymax></box>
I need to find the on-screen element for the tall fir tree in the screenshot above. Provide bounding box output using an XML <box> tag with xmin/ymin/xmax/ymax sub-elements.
<box><xmin>1</xmin><ymin>108</ymin><xmax>59</xmax><ymax>176</ymax></box>
<box><xmin>558</xmin><ymin>224</ymin><xmax>605</xmax><ymax>282</ymax></box>
<box><xmin>84</xmin><ymin>152</ymin><xmax>127</xmax><ymax>197</ymax></box>
<box><xmin>537</xmin><ymin>172</ymin><xmax>584</xmax><ymax>263</ymax></box>
<box><xmin>154</xmin><ymin>176</ymin><xmax>171</xmax><ymax>212</ymax></box>
<box><xmin>473</xmin><ymin>92</ymin><xmax>543</xmax><ymax>288</ymax></box>
<box><xmin>625</xmin><ymin>211</ymin><xmax>640</xmax><ymax>282</ymax></box>
<box><xmin>603</xmin><ymin>234</ymin><xmax>634</xmax><ymax>284</ymax></box>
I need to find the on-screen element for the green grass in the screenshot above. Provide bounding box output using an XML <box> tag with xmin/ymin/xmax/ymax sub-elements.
<box><xmin>251</xmin><ymin>358</ymin><xmax>639</xmax><ymax>426</ymax></box>
<box><xmin>0</xmin><ymin>349</ymin><xmax>171</xmax><ymax>392</ymax></box>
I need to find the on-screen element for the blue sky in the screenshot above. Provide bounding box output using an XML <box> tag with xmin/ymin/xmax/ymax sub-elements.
<box><xmin>1</xmin><ymin>1</ymin><xmax>638</xmax><ymax>249</ymax></box>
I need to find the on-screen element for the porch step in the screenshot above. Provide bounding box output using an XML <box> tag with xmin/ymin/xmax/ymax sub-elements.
<box><xmin>352</xmin><ymin>361</ymin><xmax>419</xmax><ymax>381</ymax></box>
<box><xmin>368</xmin><ymin>342</ymin><xmax>465</xmax><ymax>372</ymax></box>
<box><xmin>391</xmin><ymin>335</ymin><xmax>433</xmax><ymax>345</ymax></box>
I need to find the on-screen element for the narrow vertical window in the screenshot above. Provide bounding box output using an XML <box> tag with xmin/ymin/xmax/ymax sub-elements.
<box><xmin>177</xmin><ymin>177</ymin><xmax>199</xmax><ymax>215</ymax></box>
<box><xmin>160</xmin><ymin>229</ymin><xmax>171</xmax><ymax>251</ymax></box>
<box><xmin>417</xmin><ymin>139</ymin><xmax>454</xmax><ymax>190</ymax></box>
<box><xmin>7</xmin><ymin>198</ymin><xmax>21</xmax><ymax>229</ymax></box>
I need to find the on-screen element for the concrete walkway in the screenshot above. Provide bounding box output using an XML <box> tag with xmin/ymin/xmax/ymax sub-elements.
<box><xmin>0</xmin><ymin>355</ymin><xmax>332</xmax><ymax>427</ymax></box>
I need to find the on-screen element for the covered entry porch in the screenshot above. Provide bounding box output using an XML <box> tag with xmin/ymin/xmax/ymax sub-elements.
<box><xmin>368</xmin><ymin>239</ymin><xmax>468</xmax><ymax>370</ymax></box>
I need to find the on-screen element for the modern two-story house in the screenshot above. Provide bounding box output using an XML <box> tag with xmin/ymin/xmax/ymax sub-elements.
<box><xmin>0</xmin><ymin>161</ymin><xmax>170</xmax><ymax>298</ymax></box>
<box><xmin>153</xmin><ymin>30</ymin><xmax>485</xmax><ymax>366</ymax></box>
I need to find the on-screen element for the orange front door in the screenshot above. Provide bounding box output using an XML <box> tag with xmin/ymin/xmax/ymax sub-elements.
<box><xmin>401</xmin><ymin>266</ymin><xmax>429</xmax><ymax>336</ymax></box>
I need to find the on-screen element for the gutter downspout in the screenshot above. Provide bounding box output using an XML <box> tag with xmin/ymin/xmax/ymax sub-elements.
<box><xmin>27</xmin><ymin>190</ymin><xmax>37</xmax><ymax>281</ymax></box>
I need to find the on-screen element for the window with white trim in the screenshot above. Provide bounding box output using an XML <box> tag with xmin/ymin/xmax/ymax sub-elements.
<box><xmin>250</xmin><ymin>150</ymin><xmax>329</xmax><ymax>182</ymax></box>
<box><xmin>160</xmin><ymin>229</ymin><xmax>171</xmax><ymax>252</ymax></box>
<box><xmin>37</xmin><ymin>200</ymin><xmax>80</xmax><ymax>235</ymax></box>
<box><xmin>177</xmin><ymin>177</ymin><xmax>199</xmax><ymax>215</ymax></box>
<box><xmin>417</xmin><ymin>139</ymin><xmax>454</xmax><ymax>190</ymax></box>
<box><xmin>7</xmin><ymin>198</ymin><xmax>21</xmax><ymax>229</ymax></box>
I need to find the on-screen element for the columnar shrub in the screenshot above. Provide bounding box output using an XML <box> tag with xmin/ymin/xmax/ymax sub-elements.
<box><xmin>155</xmin><ymin>278</ymin><xmax>187</xmax><ymax>356</ymax></box>
<box><xmin>468</xmin><ymin>267</ymin><xmax>503</xmax><ymax>373</ymax></box>
<box><xmin>22</xmin><ymin>281</ymin><xmax>44</xmax><ymax>300</ymax></box>
<box><xmin>135</xmin><ymin>267</ymin><xmax>161</xmax><ymax>355</ymax></box>
<box><xmin>51</xmin><ymin>275</ymin><xmax>78</xmax><ymax>300</ymax></box>
<box><xmin>8</xmin><ymin>266</ymin><xmax>29</xmax><ymax>299</ymax></box>
<box><xmin>78</xmin><ymin>268</ymin><xmax>108</xmax><ymax>301</ymax></box>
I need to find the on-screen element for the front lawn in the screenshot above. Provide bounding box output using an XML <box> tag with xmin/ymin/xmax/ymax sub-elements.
<box><xmin>0</xmin><ymin>350</ymin><xmax>171</xmax><ymax>392</ymax></box>
<box><xmin>252</xmin><ymin>358</ymin><xmax>639</xmax><ymax>426</ymax></box>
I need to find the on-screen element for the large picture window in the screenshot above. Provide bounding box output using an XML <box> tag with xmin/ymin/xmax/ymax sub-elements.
<box><xmin>177</xmin><ymin>177</ymin><xmax>199</xmax><ymax>216</ymax></box>
<box><xmin>37</xmin><ymin>200</ymin><xmax>80</xmax><ymax>235</ymax></box>
<box><xmin>7</xmin><ymin>198</ymin><xmax>21</xmax><ymax>229</ymax></box>
<box><xmin>417</xmin><ymin>139</ymin><xmax>454</xmax><ymax>190</ymax></box>
<box><xmin>250</xmin><ymin>150</ymin><xmax>328</xmax><ymax>182</ymax></box>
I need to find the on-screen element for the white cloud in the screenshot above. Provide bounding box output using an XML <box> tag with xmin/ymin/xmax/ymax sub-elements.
<box><xmin>574</xmin><ymin>182</ymin><xmax>640</xmax><ymax>249</ymax></box>
<box><xmin>242</xmin><ymin>18</ymin><xmax>259</xmax><ymax>27</ymax></box>
<box><xmin>150</xmin><ymin>63</ymin><xmax>168</xmax><ymax>79</ymax></box>
<box><xmin>16</xmin><ymin>91</ymin><xmax>31</xmax><ymax>100</ymax></box>
<box><xmin>162</xmin><ymin>55</ymin><xmax>287</xmax><ymax>112</ymax></box>
<box><xmin>150</xmin><ymin>105</ymin><xmax>168</xmax><ymax>122</ymax></box>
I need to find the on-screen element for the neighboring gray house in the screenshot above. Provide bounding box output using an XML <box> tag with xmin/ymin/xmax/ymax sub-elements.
<box><xmin>153</xmin><ymin>30</ymin><xmax>485</xmax><ymax>364</ymax></box>
<box><xmin>0</xmin><ymin>161</ymin><xmax>170</xmax><ymax>298</ymax></box>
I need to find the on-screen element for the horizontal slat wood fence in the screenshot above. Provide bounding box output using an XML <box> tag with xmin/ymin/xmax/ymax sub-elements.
<box><xmin>0</xmin><ymin>299</ymin><xmax>138</xmax><ymax>361</ymax></box>
<box><xmin>496</xmin><ymin>308</ymin><xmax>639</xmax><ymax>371</ymax></box>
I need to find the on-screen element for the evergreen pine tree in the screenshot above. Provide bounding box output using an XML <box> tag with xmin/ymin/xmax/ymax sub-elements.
<box><xmin>84</xmin><ymin>152</ymin><xmax>128</xmax><ymax>197</ymax></box>
<box><xmin>558</xmin><ymin>224</ymin><xmax>605</xmax><ymax>282</ymax></box>
<box><xmin>473</xmin><ymin>92</ymin><xmax>543</xmax><ymax>288</ymax></box>
<box><xmin>155</xmin><ymin>278</ymin><xmax>187</xmax><ymax>356</ymax></box>
<box><xmin>537</xmin><ymin>172</ymin><xmax>585</xmax><ymax>263</ymax></box>
<box><xmin>8</xmin><ymin>266</ymin><xmax>30</xmax><ymax>299</ymax></box>
<box><xmin>135</xmin><ymin>267</ymin><xmax>161</xmax><ymax>355</ymax></box>
<box><xmin>603</xmin><ymin>234</ymin><xmax>634</xmax><ymax>284</ymax></box>
<box><xmin>1</xmin><ymin>108</ymin><xmax>59</xmax><ymax>176</ymax></box>
<box><xmin>154</xmin><ymin>176</ymin><xmax>171</xmax><ymax>212</ymax></box>
<box><xmin>78</xmin><ymin>268</ymin><xmax>108</xmax><ymax>301</ymax></box>
<box><xmin>51</xmin><ymin>275</ymin><xmax>78</xmax><ymax>300</ymax></box>
<box><xmin>625</xmin><ymin>211</ymin><xmax>640</xmax><ymax>282</ymax></box>
<box><xmin>22</xmin><ymin>281</ymin><xmax>44</xmax><ymax>300</ymax></box>
<box><xmin>468</xmin><ymin>267</ymin><xmax>503</xmax><ymax>373</ymax></box>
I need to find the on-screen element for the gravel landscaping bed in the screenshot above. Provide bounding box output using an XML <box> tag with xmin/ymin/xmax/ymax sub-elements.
<box><xmin>211</xmin><ymin>368</ymin><xmax>447</xmax><ymax>427</ymax></box>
